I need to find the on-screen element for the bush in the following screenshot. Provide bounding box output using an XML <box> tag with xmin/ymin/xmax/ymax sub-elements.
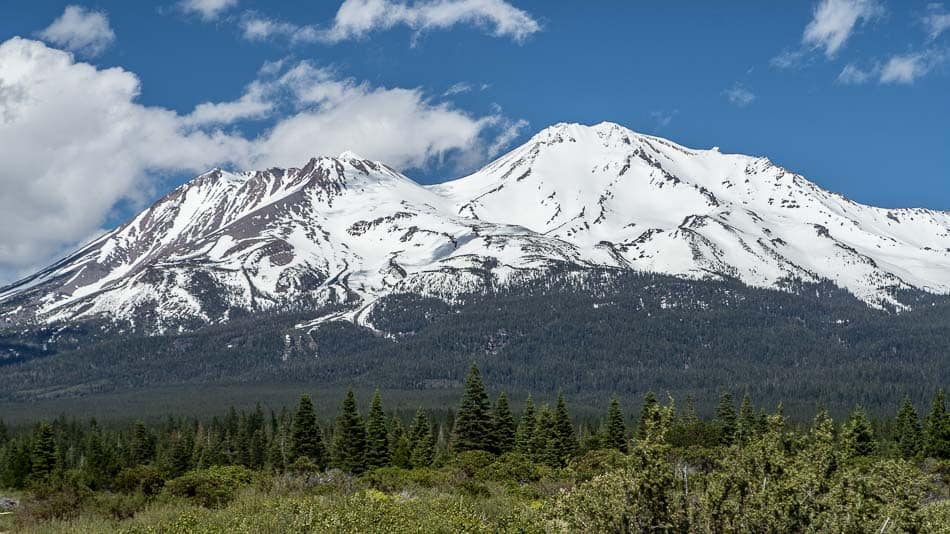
<box><xmin>567</xmin><ymin>449</ymin><xmax>627</xmax><ymax>482</ymax></box>
<box><xmin>478</xmin><ymin>452</ymin><xmax>551</xmax><ymax>483</ymax></box>
<box><xmin>19</xmin><ymin>470</ymin><xmax>92</xmax><ymax>523</ymax></box>
<box><xmin>91</xmin><ymin>491</ymin><xmax>147</xmax><ymax>520</ymax></box>
<box><xmin>451</xmin><ymin>450</ymin><xmax>496</xmax><ymax>477</ymax></box>
<box><xmin>363</xmin><ymin>467</ymin><xmax>450</xmax><ymax>492</ymax></box>
<box><xmin>164</xmin><ymin>465</ymin><xmax>254</xmax><ymax>508</ymax></box>
<box><xmin>113</xmin><ymin>465</ymin><xmax>166</xmax><ymax>496</ymax></box>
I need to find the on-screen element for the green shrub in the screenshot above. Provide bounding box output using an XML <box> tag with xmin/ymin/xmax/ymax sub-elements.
<box><xmin>451</xmin><ymin>450</ymin><xmax>496</xmax><ymax>477</ymax></box>
<box><xmin>164</xmin><ymin>465</ymin><xmax>254</xmax><ymax>508</ymax></box>
<box><xmin>91</xmin><ymin>491</ymin><xmax>148</xmax><ymax>520</ymax></box>
<box><xmin>478</xmin><ymin>452</ymin><xmax>551</xmax><ymax>483</ymax></box>
<box><xmin>19</xmin><ymin>470</ymin><xmax>93</xmax><ymax>523</ymax></box>
<box><xmin>363</xmin><ymin>466</ymin><xmax>449</xmax><ymax>492</ymax></box>
<box><xmin>113</xmin><ymin>465</ymin><xmax>166</xmax><ymax>496</ymax></box>
<box><xmin>567</xmin><ymin>448</ymin><xmax>627</xmax><ymax>482</ymax></box>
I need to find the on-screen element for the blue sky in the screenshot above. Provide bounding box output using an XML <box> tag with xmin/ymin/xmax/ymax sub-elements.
<box><xmin>0</xmin><ymin>0</ymin><xmax>948</xmax><ymax>279</ymax></box>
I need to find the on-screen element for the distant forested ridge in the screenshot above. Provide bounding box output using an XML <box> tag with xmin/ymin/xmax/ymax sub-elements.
<box><xmin>1</xmin><ymin>270</ymin><xmax>948</xmax><ymax>417</ymax></box>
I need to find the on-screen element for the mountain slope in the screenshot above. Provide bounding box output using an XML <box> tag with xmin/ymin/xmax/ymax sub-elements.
<box><xmin>2</xmin><ymin>122</ymin><xmax>950</xmax><ymax>333</ymax></box>
<box><xmin>435</xmin><ymin>122</ymin><xmax>950</xmax><ymax>305</ymax></box>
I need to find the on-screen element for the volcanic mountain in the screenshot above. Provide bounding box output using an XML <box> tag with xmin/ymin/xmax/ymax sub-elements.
<box><xmin>3</xmin><ymin>122</ymin><xmax>950</xmax><ymax>333</ymax></box>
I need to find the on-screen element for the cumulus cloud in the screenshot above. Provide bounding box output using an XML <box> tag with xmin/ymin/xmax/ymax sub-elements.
<box><xmin>802</xmin><ymin>0</ymin><xmax>883</xmax><ymax>57</ymax></box>
<box><xmin>179</xmin><ymin>0</ymin><xmax>239</xmax><ymax>20</ymax></box>
<box><xmin>239</xmin><ymin>0</ymin><xmax>540</xmax><ymax>44</ymax></box>
<box><xmin>37</xmin><ymin>5</ymin><xmax>115</xmax><ymax>57</ymax></box>
<box><xmin>0</xmin><ymin>38</ymin><xmax>523</xmax><ymax>281</ymax></box>
<box><xmin>723</xmin><ymin>83</ymin><xmax>756</xmax><ymax>107</ymax></box>
<box><xmin>879</xmin><ymin>50</ymin><xmax>947</xmax><ymax>84</ymax></box>
<box><xmin>924</xmin><ymin>3</ymin><xmax>950</xmax><ymax>40</ymax></box>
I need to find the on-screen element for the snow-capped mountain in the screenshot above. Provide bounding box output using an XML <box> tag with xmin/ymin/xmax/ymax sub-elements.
<box><xmin>3</xmin><ymin>122</ymin><xmax>950</xmax><ymax>332</ymax></box>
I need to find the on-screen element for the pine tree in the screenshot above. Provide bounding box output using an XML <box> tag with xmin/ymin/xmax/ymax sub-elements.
<box><xmin>408</xmin><ymin>408</ymin><xmax>435</xmax><ymax>467</ymax></box>
<box><xmin>894</xmin><ymin>395</ymin><xmax>922</xmax><ymax>459</ymax></box>
<box><xmin>605</xmin><ymin>396</ymin><xmax>627</xmax><ymax>452</ymax></box>
<box><xmin>515</xmin><ymin>395</ymin><xmax>537</xmax><ymax>455</ymax></box>
<box><xmin>551</xmin><ymin>392</ymin><xmax>578</xmax><ymax>466</ymax></box>
<box><xmin>31</xmin><ymin>421</ymin><xmax>57</xmax><ymax>480</ymax></box>
<box><xmin>290</xmin><ymin>395</ymin><xmax>326</xmax><ymax>468</ymax></box>
<box><xmin>332</xmin><ymin>389</ymin><xmax>366</xmax><ymax>473</ymax></box>
<box><xmin>924</xmin><ymin>389</ymin><xmax>950</xmax><ymax>459</ymax></box>
<box><xmin>364</xmin><ymin>390</ymin><xmax>390</xmax><ymax>469</ymax></box>
<box><xmin>736</xmin><ymin>392</ymin><xmax>756</xmax><ymax>444</ymax></box>
<box><xmin>531</xmin><ymin>406</ymin><xmax>557</xmax><ymax>466</ymax></box>
<box><xmin>166</xmin><ymin>426</ymin><xmax>194</xmax><ymax>478</ymax></box>
<box><xmin>388</xmin><ymin>417</ymin><xmax>411</xmax><ymax>468</ymax></box>
<box><xmin>84</xmin><ymin>425</ymin><xmax>119</xmax><ymax>489</ymax></box>
<box><xmin>0</xmin><ymin>418</ymin><xmax>8</xmax><ymax>445</ymax></box>
<box><xmin>491</xmin><ymin>392</ymin><xmax>516</xmax><ymax>454</ymax></box>
<box><xmin>637</xmin><ymin>392</ymin><xmax>659</xmax><ymax>440</ymax></box>
<box><xmin>129</xmin><ymin>421</ymin><xmax>155</xmax><ymax>466</ymax></box>
<box><xmin>841</xmin><ymin>406</ymin><xmax>876</xmax><ymax>457</ymax></box>
<box><xmin>715</xmin><ymin>391</ymin><xmax>737</xmax><ymax>445</ymax></box>
<box><xmin>452</xmin><ymin>363</ymin><xmax>493</xmax><ymax>452</ymax></box>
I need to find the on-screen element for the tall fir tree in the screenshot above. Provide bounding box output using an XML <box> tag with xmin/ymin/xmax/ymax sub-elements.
<box><xmin>605</xmin><ymin>396</ymin><xmax>627</xmax><ymax>452</ymax></box>
<box><xmin>364</xmin><ymin>389</ymin><xmax>390</xmax><ymax>469</ymax></box>
<box><xmin>31</xmin><ymin>421</ymin><xmax>57</xmax><ymax>480</ymax></box>
<box><xmin>894</xmin><ymin>395</ymin><xmax>922</xmax><ymax>459</ymax></box>
<box><xmin>491</xmin><ymin>392</ymin><xmax>517</xmax><ymax>454</ymax></box>
<box><xmin>332</xmin><ymin>389</ymin><xmax>367</xmax><ymax>473</ymax></box>
<box><xmin>551</xmin><ymin>392</ymin><xmax>578</xmax><ymax>466</ymax></box>
<box><xmin>290</xmin><ymin>395</ymin><xmax>326</xmax><ymax>468</ymax></box>
<box><xmin>129</xmin><ymin>421</ymin><xmax>155</xmax><ymax>467</ymax></box>
<box><xmin>531</xmin><ymin>406</ymin><xmax>557</xmax><ymax>466</ymax></box>
<box><xmin>736</xmin><ymin>392</ymin><xmax>756</xmax><ymax>444</ymax></box>
<box><xmin>715</xmin><ymin>391</ymin><xmax>737</xmax><ymax>445</ymax></box>
<box><xmin>408</xmin><ymin>408</ymin><xmax>435</xmax><ymax>467</ymax></box>
<box><xmin>388</xmin><ymin>417</ymin><xmax>411</xmax><ymax>469</ymax></box>
<box><xmin>637</xmin><ymin>392</ymin><xmax>659</xmax><ymax>440</ymax></box>
<box><xmin>452</xmin><ymin>363</ymin><xmax>493</xmax><ymax>452</ymax></box>
<box><xmin>923</xmin><ymin>389</ymin><xmax>950</xmax><ymax>459</ymax></box>
<box><xmin>515</xmin><ymin>395</ymin><xmax>537</xmax><ymax>455</ymax></box>
<box><xmin>841</xmin><ymin>406</ymin><xmax>876</xmax><ymax>457</ymax></box>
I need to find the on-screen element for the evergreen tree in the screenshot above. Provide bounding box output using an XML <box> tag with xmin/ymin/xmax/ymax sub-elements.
<box><xmin>715</xmin><ymin>391</ymin><xmax>737</xmax><ymax>445</ymax></box>
<box><xmin>491</xmin><ymin>392</ymin><xmax>517</xmax><ymax>454</ymax></box>
<box><xmin>841</xmin><ymin>406</ymin><xmax>876</xmax><ymax>457</ymax></box>
<box><xmin>267</xmin><ymin>423</ymin><xmax>287</xmax><ymax>471</ymax></box>
<box><xmin>637</xmin><ymin>391</ymin><xmax>660</xmax><ymax>440</ymax></box>
<box><xmin>894</xmin><ymin>395</ymin><xmax>922</xmax><ymax>459</ymax></box>
<box><xmin>290</xmin><ymin>395</ymin><xmax>326</xmax><ymax>468</ymax></box>
<box><xmin>515</xmin><ymin>395</ymin><xmax>537</xmax><ymax>455</ymax></box>
<box><xmin>452</xmin><ymin>362</ymin><xmax>493</xmax><ymax>452</ymax></box>
<box><xmin>605</xmin><ymin>396</ymin><xmax>627</xmax><ymax>452</ymax></box>
<box><xmin>388</xmin><ymin>417</ymin><xmax>411</xmax><ymax>468</ymax></box>
<box><xmin>531</xmin><ymin>406</ymin><xmax>557</xmax><ymax>466</ymax></box>
<box><xmin>365</xmin><ymin>389</ymin><xmax>390</xmax><ymax>469</ymax></box>
<box><xmin>408</xmin><ymin>408</ymin><xmax>435</xmax><ymax>468</ymax></box>
<box><xmin>332</xmin><ymin>389</ymin><xmax>366</xmax><ymax>473</ymax></box>
<box><xmin>736</xmin><ymin>392</ymin><xmax>756</xmax><ymax>443</ymax></box>
<box><xmin>84</xmin><ymin>425</ymin><xmax>119</xmax><ymax>489</ymax></box>
<box><xmin>551</xmin><ymin>392</ymin><xmax>578</xmax><ymax>465</ymax></box>
<box><xmin>166</xmin><ymin>426</ymin><xmax>194</xmax><ymax>478</ymax></box>
<box><xmin>923</xmin><ymin>389</ymin><xmax>950</xmax><ymax>459</ymax></box>
<box><xmin>129</xmin><ymin>421</ymin><xmax>155</xmax><ymax>466</ymax></box>
<box><xmin>0</xmin><ymin>418</ymin><xmax>8</xmax><ymax>445</ymax></box>
<box><xmin>31</xmin><ymin>421</ymin><xmax>57</xmax><ymax>480</ymax></box>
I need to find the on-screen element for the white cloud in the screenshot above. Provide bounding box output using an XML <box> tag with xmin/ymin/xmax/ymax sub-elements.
<box><xmin>723</xmin><ymin>83</ymin><xmax>756</xmax><ymax>107</ymax></box>
<box><xmin>924</xmin><ymin>3</ymin><xmax>950</xmax><ymax>40</ymax></box>
<box><xmin>650</xmin><ymin>110</ymin><xmax>678</xmax><ymax>128</ymax></box>
<box><xmin>836</xmin><ymin>63</ymin><xmax>875</xmax><ymax>84</ymax></box>
<box><xmin>443</xmin><ymin>82</ymin><xmax>473</xmax><ymax>96</ymax></box>
<box><xmin>179</xmin><ymin>0</ymin><xmax>239</xmax><ymax>21</ymax></box>
<box><xmin>802</xmin><ymin>0</ymin><xmax>883</xmax><ymax>57</ymax></box>
<box><xmin>0</xmin><ymin>38</ymin><xmax>522</xmax><ymax>280</ymax></box>
<box><xmin>770</xmin><ymin>49</ymin><xmax>807</xmax><ymax>69</ymax></box>
<box><xmin>37</xmin><ymin>5</ymin><xmax>115</xmax><ymax>57</ymax></box>
<box><xmin>239</xmin><ymin>0</ymin><xmax>540</xmax><ymax>44</ymax></box>
<box><xmin>879</xmin><ymin>50</ymin><xmax>946</xmax><ymax>84</ymax></box>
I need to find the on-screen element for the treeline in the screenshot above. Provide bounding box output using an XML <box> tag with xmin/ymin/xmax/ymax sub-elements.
<box><xmin>2</xmin><ymin>363</ymin><xmax>950</xmax><ymax>491</ymax></box>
